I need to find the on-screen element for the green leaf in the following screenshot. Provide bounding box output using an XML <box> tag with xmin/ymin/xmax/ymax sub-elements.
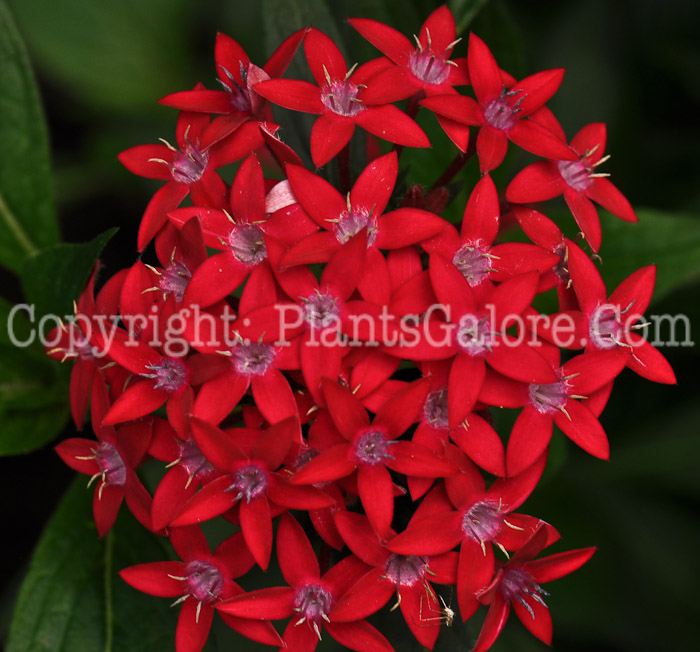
<box><xmin>20</xmin><ymin>227</ymin><xmax>117</xmax><ymax>322</ymax></box>
<box><xmin>449</xmin><ymin>0</ymin><xmax>491</xmax><ymax>34</ymax></box>
<box><xmin>7</xmin><ymin>0</ymin><xmax>192</xmax><ymax>115</ymax></box>
<box><xmin>0</xmin><ymin>0</ymin><xmax>58</xmax><ymax>274</ymax></box>
<box><xmin>0</xmin><ymin>297</ymin><xmax>69</xmax><ymax>455</ymax></box>
<box><xmin>6</xmin><ymin>477</ymin><xmax>175</xmax><ymax>652</ymax></box>
<box><xmin>599</xmin><ymin>208</ymin><xmax>700</xmax><ymax>303</ymax></box>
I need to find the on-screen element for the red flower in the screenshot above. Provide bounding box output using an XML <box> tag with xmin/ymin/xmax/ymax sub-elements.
<box><xmin>55</xmin><ymin>377</ymin><xmax>152</xmax><ymax>535</ymax></box>
<box><xmin>291</xmin><ymin>378</ymin><xmax>458</xmax><ymax>537</ymax></box>
<box><xmin>282</xmin><ymin>151</ymin><xmax>445</xmax><ymax>267</ymax></box>
<box><xmin>331</xmin><ymin>508</ymin><xmax>458</xmax><ymax>649</ymax></box>
<box><xmin>388</xmin><ymin>455</ymin><xmax>551</xmax><ymax>621</ymax></box>
<box><xmin>119</xmin><ymin>526</ymin><xmax>282</xmax><ymax>652</ymax></box>
<box><xmin>506</xmin><ymin>123</ymin><xmax>637</xmax><ymax>252</ymax></box>
<box><xmin>119</xmin><ymin>109</ymin><xmax>262</xmax><ymax>249</ymax></box>
<box><xmin>566</xmin><ymin>243</ymin><xmax>676</xmax><ymax>384</ymax></box>
<box><xmin>171</xmin><ymin>417</ymin><xmax>333</xmax><ymax>569</ymax></box>
<box><xmin>421</xmin><ymin>33</ymin><xmax>575</xmax><ymax>172</ymax></box>
<box><xmin>349</xmin><ymin>6</ymin><xmax>470</xmax><ymax>150</ymax></box>
<box><xmin>254</xmin><ymin>28</ymin><xmax>430</xmax><ymax>166</ymax></box>
<box><xmin>479</xmin><ymin>349</ymin><xmax>629</xmax><ymax>475</ymax></box>
<box><xmin>217</xmin><ymin>513</ymin><xmax>393</xmax><ymax>652</ymax></box>
<box><xmin>472</xmin><ymin>524</ymin><xmax>595</xmax><ymax>652</ymax></box>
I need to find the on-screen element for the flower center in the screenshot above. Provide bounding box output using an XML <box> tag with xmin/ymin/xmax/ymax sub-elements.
<box><xmin>159</xmin><ymin>260</ymin><xmax>192</xmax><ymax>303</ymax></box>
<box><xmin>423</xmin><ymin>387</ymin><xmax>449</xmax><ymax>429</ymax></box>
<box><xmin>178</xmin><ymin>438</ymin><xmax>215</xmax><ymax>480</ymax></box>
<box><xmin>589</xmin><ymin>304</ymin><xmax>624</xmax><ymax>350</ymax></box>
<box><xmin>293</xmin><ymin>583</ymin><xmax>333</xmax><ymax>627</ymax></box>
<box><xmin>384</xmin><ymin>553</ymin><xmax>429</xmax><ymax>587</ymax></box>
<box><xmin>452</xmin><ymin>241</ymin><xmax>494</xmax><ymax>286</ymax></box>
<box><xmin>552</xmin><ymin>243</ymin><xmax>571</xmax><ymax>285</ymax></box>
<box><xmin>353</xmin><ymin>430</ymin><xmax>393</xmax><ymax>466</ymax></box>
<box><xmin>483</xmin><ymin>98</ymin><xmax>518</xmax><ymax>131</ymax></box>
<box><xmin>529</xmin><ymin>378</ymin><xmax>569</xmax><ymax>414</ymax></box>
<box><xmin>500</xmin><ymin>567</ymin><xmax>549</xmax><ymax>617</ymax></box>
<box><xmin>321</xmin><ymin>80</ymin><xmax>365</xmax><ymax>117</ymax></box>
<box><xmin>226</xmin><ymin>464</ymin><xmax>268</xmax><ymax>502</ymax></box>
<box><xmin>232</xmin><ymin>341</ymin><xmax>275</xmax><ymax>376</ymax></box>
<box><xmin>95</xmin><ymin>442</ymin><xmax>127</xmax><ymax>487</ymax></box>
<box><xmin>227</xmin><ymin>223</ymin><xmax>268</xmax><ymax>265</ymax></box>
<box><xmin>462</xmin><ymin>500</ymin><xmax>503</xmax><ymax>544</ymax></box>
<box><xmin>303</xmin><ymin>292</ymin><xmax>340</xmax><ymax>330</ymax></box>
<box><xmin>408</xmin><ymin>50</ymin><xmax>451</xmax><ymax>85</ymax></box>
<box><xmin>456</xmin><ymin>314</ymin><xmax>493</xmax><ymax>356</ymax></box>
<box><xmin>334</xmin><ymin>207</ymin><xmax>377</xmax><ymax>246</ymax></box>
<box><xmin>171</xmin><ymin>143</ymin><xmax>208</xmax><ymax>184</ymax></box>
<box><xmin>142</xmin><ymin>358</ymin><xmax>188</xmax><ymax>393</ymax></box>
<box><xmin>218</xmin><ymin>64</ymin><xmax>253</xmax><ymax>112</ymax></box>
<box><xmin>184</xmin><ymin>560</ymin><xmax>224</xmax><ymax>604</ymax></box>
<box><xmin>557</xmin><ymin>159</ymin><xmax>593</xmax><ymax>192</ymax></box>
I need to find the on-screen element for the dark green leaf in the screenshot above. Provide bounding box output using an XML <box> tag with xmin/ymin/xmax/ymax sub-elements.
<box><xmin>20</xmin><ymin>227</ymin><xmax>117</xmax><ymax>322</ymax></box>
<box><xmin>599</xmin><ymin>208</ymin><xmax>700</xmax><ymax>303</ymax></box>
<box><xmin>6</xmin><ymin>477</ymin><xmax>175</xmax><ymax>652</ymax></box>
<box><xmin>0</xmin><ymin>298</ymin><xmax>69</xmax><ymax>455</ymax></box>
<box><xmin>449</xmin><ymin>0</ymin><xmax>491</xmax><ymax>34</ymax></box>
<box><xmin>7</xmin><ymin>0</ymin><xmax>192</xmax><ymax>114</ymax></box>
<box><xmin>0</xmin><ymin>0</ymin><xmax>58</xmax><ymax>274</ymax></box>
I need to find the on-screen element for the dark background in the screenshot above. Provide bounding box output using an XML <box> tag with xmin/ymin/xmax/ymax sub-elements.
<box><xmin>1</xmin><ymin>1</ymin><xmax>699</xmax><ymax>650</ymax></box>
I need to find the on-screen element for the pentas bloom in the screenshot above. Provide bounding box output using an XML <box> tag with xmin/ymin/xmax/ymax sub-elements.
<box><xmin>119</xmin><ymin>109</ymin><xmax>262</xmax><ymax>250</ymax></box>
<box><xmin>171</xmin><ymin>416</ymin><xmax>334</xmax><ymax>569</ymax></box>
<box><xmin>331</xmin><ymin>507</ymin><xmax>458</xmax><ymax>650</ymax></box>
<box><xmin>421</xmin><ymin>33</ymin><xmax>576</xmax><ymax>172</ymax></box>
<box><xmin>565</xmin><ymin>243</ymin><xmax>676</xmax><ymax>384</ymax></box>
<box><xmin>217</xmin><ymin>513</ymin><xmax>392</xmax><ymax>652</ymax></box>
<box><xmin>349</xmin><ymin>6</ymin><xmax>470</xmax><ymax>149</ymax></box>
<box><xmin>254</xmin><ymin>27</ymin><xmax>430</xmax><ymax>166</ymax></box>
<box><xmin>47</xmin><ymin>9</ymin><xmax>672</xmax><ymax>651</ymax></box>
<box><xmin>388</xmin><ymin>455</ymin><xmax>551</xmax><ymax>621</ymax></box>
<box><xmin>291</xmin><ymin>378</ymin><xmax>458</xmax><ymax>537</ymax></box>
<box><xmin>282</xmin><ymin>151</ymin><xmax>445</xmax><ymax>271</ymax></box>
<box><xmin>119</xmin><ymin>527</ymin><xmax>282</xmax><ymax>652</ymax></box>
<box><xmin>472</xmin><ymin>524</ymin><xmax>595</xmax><ymax>652</ymax></box>
<box><xmin>506</xmin><ymin>123</ymin><xmax>637</xmax><ymax>252</ymax></box>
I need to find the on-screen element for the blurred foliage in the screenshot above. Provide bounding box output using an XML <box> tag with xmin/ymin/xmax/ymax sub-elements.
<box><xmin>1</xmin><ymin>0</ymin><xmax>698</xmax><ymax>651</ymax></box>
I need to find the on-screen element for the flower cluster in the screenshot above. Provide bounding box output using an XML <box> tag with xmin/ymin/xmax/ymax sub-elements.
<box><xmin>49</xmin><ymin>6</ymin><xmax>675</xmax><ymax>652</ymax></box>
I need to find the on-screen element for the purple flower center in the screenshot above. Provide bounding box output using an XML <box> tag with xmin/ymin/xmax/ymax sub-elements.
<box><xmin>171</xmin><ymin>143</ymin><xmax>208</xmax><ymax>184</ymax></box>
<box><xmin>408</xmin><ymin>50</ymin><xmax>451</xmax><ymax>85</ymax></box>
<box><xmin>456</xmin><ymin>314</ymin><xmax>493</xmax><ymax>356</ymax></box>
<box><xmin>226</xmin><ymin>464</ymin><xmax>268</xmax><ymax>502</ymax></box>
<box><xmin>462</xmin><ymin>500</ymin><xmax>503</xmax><ymax>544</ymax></box>
<box><xmin>227</xmin><ymin>223</ymin><xmax>268</xmax><ymax>265</ymax></box>
<box><xmin>334</xmin><ymin>207</ymin><xmax>377</xmax><ymax>246</ymax></box>
<box><xmin>589</xmin><ymin>304</ymin><xmax>624</xmax><ymax>350</ymax></box>
<box><xmin>500</xmin><ymin>567</ymin><xmax>549</xmax><ymax>617</ymax></box>
<box><xmin>232</xmin><ymin>341</ymin><xmax>275</xmax><ymax>376</ymax></box>
<box><xmin>483</xmin><ymin>98</ymin><xmax>518</xmax><ymax>131</ymax></box>
<box><xmin>303</xmin><ymin>292</ymin><xmax>340</xmax><ymax>330</ymax></box>
<box><xmin>95</xmin><ymin>442</ymin><xmax>127</xmax><ymax>487</ymax></box>
<box><xmin>452</xmin><ymin>241</ymin><xmax>494</xmax><ymax>286</ymax></box>
<box><xmin>293</xmin><ymin>583</ymin><xmax>333</xmax><ymax>626</ymax></box>
<box><xmin>552</xmin><ymin>243</ymin><xmax>571</xmax><ymax>285</ymax></box>
<box><xmin>184</xmin><ymin>560</ymin><xmax>224</xmax><ymax>604</ymax></box>
<box><xmin>178</xmin><ymin>438</ymin><xmax>215</xmax><ymax>480</ymax></box>
<box><xmin>353</xmin><ymin>430</ymin><xmax>393</xmax><ymax>466</ymax></box>
<box><xmin>384</xmin><ymin>553</ymin><xmax>429</xmax><ymax>587</ymax></box>
<box><xmin>142</xmin><ymin>358</ymin><xmax>188</xmax><ymax>393</ymax></box>
<box><xmin>557</xmin><ymin>159</ymin><xmax>592</xmax><ymax>192</ymax></box>
<box><xmin>529</xmin><ymin>378</ymin><xmax>569</xmax><ymax>414</ymax></box>
<box><xmin>423</xmin><ymin>387</ymin><xmax>449</xmax><ymax>429</ymax></box>
<box><xmin>321</xmin><ymin>80</ymin><xmax>365</xmax><ymax>117</ymax></box>
<box><xmin>159</xmin><ymin>260</ymin><xmax>192</xmax><ymax>303</ymax></box>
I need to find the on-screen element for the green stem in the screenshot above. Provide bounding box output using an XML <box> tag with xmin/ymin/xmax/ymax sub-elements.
<box><xmin>0</xmin><ymin>190</ymin><xmax>38</xmax><ymax>256</ymax></box>
<box><xmin>104</xmin><ymin>530</ymin><xmax>114</xmax><ymax>652</ymax></box>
